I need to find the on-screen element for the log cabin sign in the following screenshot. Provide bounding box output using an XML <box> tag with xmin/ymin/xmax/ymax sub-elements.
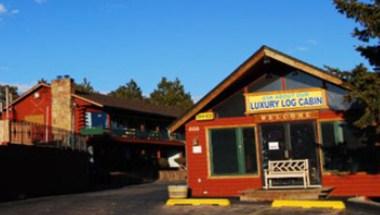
<box><xmin>245</xmin><ymin>88</ymin><xmax>328</xmax><ymax>114</ymax></box>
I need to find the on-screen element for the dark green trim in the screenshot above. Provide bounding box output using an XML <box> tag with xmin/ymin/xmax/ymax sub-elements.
<box><xmin>80</xmin><ymin>127</ymin><xmax>105</xmax><ymax>135</ymax></box>
<box><xmin>236</xmin><ymin>128</ymin><xmax>245</xmax><ymax>174</ymax></box>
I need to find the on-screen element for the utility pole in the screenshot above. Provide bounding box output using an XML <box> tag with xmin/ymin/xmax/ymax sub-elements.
<box><xmin>5</xmin><ymin>86</ymin><xmax>12</xmax><ymax>143</ymax></box>
<box><xmin>5</xmin><ymin>87</ymin><xmax>9</xmax><ymax>120</ymax></box>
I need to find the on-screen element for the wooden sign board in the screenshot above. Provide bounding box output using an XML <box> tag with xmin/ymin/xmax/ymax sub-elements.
<box><xmin>245</xmin><ymin>88</ymin><xmax>328</xmax><ymax>114</ymax></box>
<box><xmin>195</xmin><ymin>112</ymin><xmax>215</xmax><ymax>121</ymax></box>
<box><xmin>254</xmin><ymin>111</ymin><xmax>319</xmax><ymax>123</ymax></box>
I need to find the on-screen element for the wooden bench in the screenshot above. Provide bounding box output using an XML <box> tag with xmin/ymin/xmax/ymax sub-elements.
<box><xmin>264</xmin><ymin>159</ymin><xmax>309</xmax><ymax>189</ymax></box>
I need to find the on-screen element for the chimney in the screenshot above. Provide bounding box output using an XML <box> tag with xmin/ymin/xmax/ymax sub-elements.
<box><xmin>51</xmin><ymin>76</ymin><xmax>74</xmax><ymax>132</ymax></box>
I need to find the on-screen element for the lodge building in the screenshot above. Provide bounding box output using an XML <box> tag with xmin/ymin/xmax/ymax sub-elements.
<box><xmin>1</xmin><ymin>77</ymin><xmax>185</xmax><ymax>179</ymax></box>
<box><xmin>169</xmin><ymin>46</ymin><xmax>380</xmax><ymax>197</ymax></box>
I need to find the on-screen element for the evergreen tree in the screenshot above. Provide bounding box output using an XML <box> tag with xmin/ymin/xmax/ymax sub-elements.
<box><xmin>38</xmin><ymin>78</ymin><xmax>48</xmax><ymax>84</ymax></box>
<box><xmin>334</xmin><ymin>0</ymin><xmax>380</xmax><ymax>69</ymax></box>
<box><xmin>75</xmin><ymin>78</ymin><xmax>96</xmax><ymax>94</ymax></box>
<box><xmin>108</xmin><ymin>79</ymin><xmax>143</xmax><ymax>100</ymax></box>
<box><xmin>344</xmin><ymin>65</ymin><xmax>380</xmax><ymax>135</ymax></box>
<box><xmin>149</xmin><ymin>77</ymin><xmax>193</xmax><ymax>110</ymax></box>
<box><xmin>0</xmin><ymin>85</ymin><xmax>18</xmax><ymax>105</ymax></box>
<box><xmin>333</xmin><ymin>0</ymin><xmax>380</xmax><ymax>138</ymax></box>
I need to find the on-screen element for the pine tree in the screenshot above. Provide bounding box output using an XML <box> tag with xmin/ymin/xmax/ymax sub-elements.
<box><xmin>149</xmin><ymin>77</ymin><xmax>193</xmax><ymax>110</ymax></box>
<box><xmin>345</xmin><ymin>65</ymin><xmax>380</xmax><ymax>134</ymax></box>
<box><xmin>334</xmin><ymin>0</ymin><xmax>380</xmax><ymax>139</ymax></box>
<box><xmin>334</xmin><ymin>0</ymin><xmax>380</xmax><ymax>69</ymax></box>
<box><xmin>75</xmin><ymin>78</ymin><xmax>96</xmax><ymax>94</ymax></box>
<box><xmin>108</xmin><ymin>79</ymin><xmax>143</xmax><ymax>100</ymax></box>
<box><xmin>0</xmin><ymin>85</ymin><xmax>18</xmax><ymax>105</ymax></box>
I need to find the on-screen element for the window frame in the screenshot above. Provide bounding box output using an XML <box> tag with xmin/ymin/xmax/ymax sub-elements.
<box><xmin>318</xmin><ymin>119</ymin><xmax>366</xmax><ymax>174</ymax></box>
<box><xmin>206</xmin><ymin>124</ymin><xmax>260</xmax><ymax>179</ymax></box>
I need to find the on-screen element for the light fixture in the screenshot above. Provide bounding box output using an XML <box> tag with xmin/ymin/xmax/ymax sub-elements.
<box><xmin>34</xmin><ymin>92</ymin><xmax>40</xmax><ymax>99</ymax></box>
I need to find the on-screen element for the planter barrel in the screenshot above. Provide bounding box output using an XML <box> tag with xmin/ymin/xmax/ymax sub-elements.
<box><xmin>167</xmin><ymin>185</ymin><xmax>188</xmax><ymax>199</ymax></box>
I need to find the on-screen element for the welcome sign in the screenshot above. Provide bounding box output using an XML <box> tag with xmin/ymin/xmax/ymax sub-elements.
<box><xmin>245</xmin><ymin>88</ymin><xmax>328</xmax><ymax>114</ymax></box>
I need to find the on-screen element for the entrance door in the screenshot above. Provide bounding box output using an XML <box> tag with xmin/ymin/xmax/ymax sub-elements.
<box><xmin>260</xmin><ymin>121</ymin><xmax>321</xmax><ymax>186</ymax></box>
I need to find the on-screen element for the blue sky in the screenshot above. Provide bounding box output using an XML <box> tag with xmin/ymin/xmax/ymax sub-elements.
<box><xmin>0</xmin><ymin>0</ymin><xmax>368</xmax><ymax>99</ymax></box>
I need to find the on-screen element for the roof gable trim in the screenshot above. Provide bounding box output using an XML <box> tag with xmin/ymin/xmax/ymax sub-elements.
<box><xmin>4</xmin><ymin>83</ymin><xmax>50</xmax><ymax>109</ymax></box>
<box><xmin>72</xmin><ymin>94</ymin><xmax>104</xmax><ymax>107</ymax></box>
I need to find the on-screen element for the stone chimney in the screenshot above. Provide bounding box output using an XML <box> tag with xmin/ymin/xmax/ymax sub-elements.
<box><xmin>51</xmin><ymin>76</ymin><xmax>74</xmax><ymax>132</ymax></box>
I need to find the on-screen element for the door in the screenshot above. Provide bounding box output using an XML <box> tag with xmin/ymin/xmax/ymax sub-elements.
<box><xmin>260</xmin><ymin>121</ymin><xmax>321</xmax><ymax>186</ymax></box>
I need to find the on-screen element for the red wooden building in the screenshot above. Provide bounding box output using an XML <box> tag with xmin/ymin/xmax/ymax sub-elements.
<box><xmin>1</xmin><ymin>77</ymin><xmax>184</xmax><ymax>177</ymax></box>
<box><xmin>169</xmin><ymin>46</ymin><xmax>380</xmax><ymax>198</ymax></box>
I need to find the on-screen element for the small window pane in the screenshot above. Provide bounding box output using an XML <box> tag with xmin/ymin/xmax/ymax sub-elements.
<box><xmin>210</xmin><ymin>128</ymin><xmax>239</xmax><ymax>174</ymax></box>
<box><xmin>242</xmin><ymin>128</ymin><xmax>257</xmax><ymax>174</ymax></box>
<box><xmin>321</xmin><ymin>122</ymin><xmax>344</xmax><ymax>171</ymax></box>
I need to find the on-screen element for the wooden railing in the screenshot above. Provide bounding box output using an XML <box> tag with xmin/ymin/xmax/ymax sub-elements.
<box><xmin>1</xmin><ymin>120</ymin><xmax>87</xmax><ymax>151</ymax></box>
<box><xmin>80</xmin><ymin>126</ymin><xmax>184</xmax><ymax>141</ymax></box>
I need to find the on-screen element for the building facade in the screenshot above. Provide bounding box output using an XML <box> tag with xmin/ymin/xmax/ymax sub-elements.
<box><xmin>1</xmin><ymin>77</ymin><xmax>184</xmax><ymax>178</ymax></box>
<box><xmin>169</xmin><ymin>46</ymin><xmax>380</xmax><ymax>197</ymax></box>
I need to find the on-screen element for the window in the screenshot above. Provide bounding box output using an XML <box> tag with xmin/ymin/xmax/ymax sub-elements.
<box><xmin>85</xmin><ymin>111</ymin><xmax>107</xmax><ymax>128</ymax></box>
<box><xmin>209</xmin><ymin>127</ymin><xmax>257</xmax><ymax>176</ymax></box>
<box><xmin>213</xmin><ymin>90</ymin><xmax>245</xmax><ymax>118</ymax></box>
<box><xmin>320</xmin><ymin>121</ymin><xmax>377</xmax><ymax>172</ymax></box>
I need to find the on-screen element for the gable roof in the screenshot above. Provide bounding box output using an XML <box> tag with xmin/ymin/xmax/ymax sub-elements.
<box><xmin>168</xmin><ymin>45</ymin><xmax>346</xmax><ymax>133</ymax></box>
<box><xmin>75</xmin><ymin>93</ymin><xmax>183</xmax><ymax>118</ymax></box>
<box><xmin>2</xmin><ymin>82</ymin><xmax>50</xmax><ymax>110</ymax></box>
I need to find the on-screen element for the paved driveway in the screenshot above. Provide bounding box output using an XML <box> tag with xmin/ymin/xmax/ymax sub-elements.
<box><xmin>0</xmin><ymin>182</ymin><xmax>378</xmax><ymax>215</ymax></box>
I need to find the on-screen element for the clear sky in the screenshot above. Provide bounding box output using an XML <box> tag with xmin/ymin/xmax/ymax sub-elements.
<box><xmin>0</xmin><ymin>0</ymin><xmax>368</xmax><ymax>99</ymax></box>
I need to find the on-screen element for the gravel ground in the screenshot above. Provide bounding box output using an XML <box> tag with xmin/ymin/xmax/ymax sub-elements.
<box><xmin>0</xmin><ymin>182</ymin><xmax>378</xmax><ymax>215</ymax></box>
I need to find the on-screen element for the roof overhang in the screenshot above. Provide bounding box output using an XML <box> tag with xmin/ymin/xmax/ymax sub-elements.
<box><xmin>72</xmin><ymin>94</ymin><xmax>104</xmax><ymax>107</ymax></box>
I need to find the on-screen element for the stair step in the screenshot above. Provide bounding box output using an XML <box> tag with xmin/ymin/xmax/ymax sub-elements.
<box><xmin>240</xmin><ymin>188</ymin><xmax>331</xmax><ymax>202</ymax></box>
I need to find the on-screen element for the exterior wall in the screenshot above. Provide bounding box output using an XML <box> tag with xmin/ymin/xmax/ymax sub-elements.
<box><xmin>72</xmin><ymin>97</ymin><xmax>99</xmax><ymax>133</ymax></box>
<box><xmin>323</xmin><ymin>174</ymin><xmax>380</xmax><ymax>197</ymax></box>
<box><xmin>186</xmin><ymin>117</ymin><xmax>262</xmax><ymax>197</ymax></box>
<box><xmin>1</xmin><ymin>83</ymin><xmax>100</xmax><ymax>135</ymax></box>
<box><xmin>7</xmin><ymin>86</ymin><xmax>52</xmax><ymax>126</ymax></box>
<box><xmin>186</xmin><ymin>107</ymin><xmax>380</xmax><ymax>197</ymax></box>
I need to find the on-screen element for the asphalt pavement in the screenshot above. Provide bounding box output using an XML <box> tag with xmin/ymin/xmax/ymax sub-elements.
<box><xmin>0</xmin><ymin>182</ymin><xmax>378</xmax><ymax>215</ymax></box>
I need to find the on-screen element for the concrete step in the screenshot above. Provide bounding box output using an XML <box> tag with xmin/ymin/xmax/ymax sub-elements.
<box><xmin>240</xmin><ymin>187</ymin><xmax>334</xmax><ymax>202</ymax></box>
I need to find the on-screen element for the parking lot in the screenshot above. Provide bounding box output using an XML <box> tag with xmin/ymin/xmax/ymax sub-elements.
<box><xmin>0</xmin><ymin>182</ymin><xmax>378</xmax><ymax>215</ymax></box>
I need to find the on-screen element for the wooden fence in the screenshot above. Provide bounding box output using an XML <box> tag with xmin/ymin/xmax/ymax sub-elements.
<box><xmin>0</xmin><ymin>120</ymin><xmax>87</xmax><ymax>151</ymax></box>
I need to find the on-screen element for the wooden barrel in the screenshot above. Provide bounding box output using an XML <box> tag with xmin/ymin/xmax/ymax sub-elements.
<box><xmin>168</xmin><ymin>185</ymin><xmax>188</xmax><ymax>199</ymax></box>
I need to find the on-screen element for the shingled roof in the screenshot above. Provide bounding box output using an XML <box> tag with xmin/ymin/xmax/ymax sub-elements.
<box><xmin>75</xmin><ymin>93</ymin><xmax>183</xmax><ymax>118</ymax></box>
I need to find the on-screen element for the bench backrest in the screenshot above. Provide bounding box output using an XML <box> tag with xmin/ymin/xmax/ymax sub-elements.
<box><xmin>268</xmin><ymin>159</ymin><xmax>308</xmax><ymax>173</ymax></box>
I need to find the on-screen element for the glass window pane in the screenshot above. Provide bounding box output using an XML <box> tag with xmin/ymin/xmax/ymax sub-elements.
<box><xmin>242</xmin><ymin>127</ymin><xmax>257</xmax><ymax>174</ymax></box>
<box><xmin>321</xmin><ymin>122</ymin><xmax>341</xmax><ymax>171</ymax></box>
<box><xmin>209</xmin><ymin>127</ymin><xmax>258</xmax><ymax>176</ymax></box>
<box><xmin>321</xmin><ymin>121</ymin><xmax>367</xmax><ymax>172</ymax></box>
<box><xmin>321</xmin><ymin>122</ymin><xmax>335</xmax><ymax>147</ymax></box>
<box><xmin>210</xmin><ymin>128</ymin><xmax>239</xmax><ymax>175</ymax></box>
